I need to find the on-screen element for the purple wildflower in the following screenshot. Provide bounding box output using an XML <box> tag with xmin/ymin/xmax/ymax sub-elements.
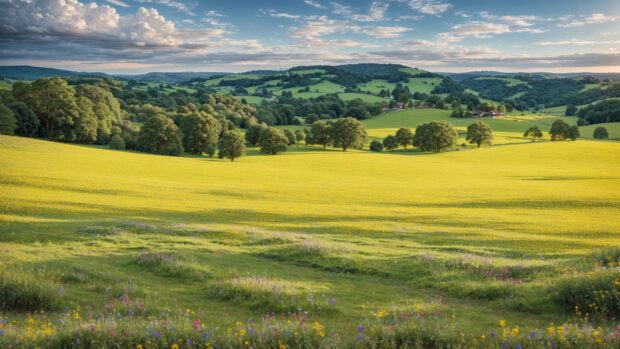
<box><xmin>357</xmin><ymin>333</ymin><xmax>363</xmax><ymax>343</ymax></box>
<box><xmin>491</xmin><ymin>329</ymin><xmax>495</xmax><ymax>338</ymax></box>
<box><xmin>0</xmin><ymin>329</ymin><xmax>4</xmax><ymax>336</ymax></box>
<box><xmin>75</xmin><ymin>338</ymin><xmax>80</xmax><ymax>345</ymax></box>
<box><xmin>551</xmin><ymin>339</ymin><xmax>556</xmax><ymax>349</ymax></box>
<box><xmin>189</xmin><ymin>338</ymin><xmax>194</xmax><ymax>346</ymax></box>
<box><xmin>60</xmin><ymin>286</ymin><xmax>65</xmax><ymax>297</ymax></box>
<box><xmin>357</xmin><ymin>325</ymin><xmax>364</xmax><ymax>332</ymax></box>
<box><xmin>153</xmin><ymin>331</ymin><xmax>161</xmax><ymax>340</ymax></box>
<box><xmin>203</xmin><ymin>332</ymin><xmax>210</xmax><ymax>340</ymax></box>
<box><xmin>517</xmin><ymin>346</ymin><xmax>523</xmax><ymax>349</ymax></box>
<box><xmin>328</xmin><ymin>298</ymin><xmax>336</xmax><ymax>305</ymax></box>
<box><xmin>249</xmin><ymin>327</ymin><xmax>255</xmax><ymax>336</ymax></box>
<box><xmin>531</xmin><ymin>331</ymin><xmax>536</xmax><ymax>339</ymax></box>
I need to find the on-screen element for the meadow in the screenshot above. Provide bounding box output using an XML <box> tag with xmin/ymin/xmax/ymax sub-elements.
<box><xmin>1</xmin><ymin>109</ymin><xmax>619</xmax><ymax>348</ymax></box>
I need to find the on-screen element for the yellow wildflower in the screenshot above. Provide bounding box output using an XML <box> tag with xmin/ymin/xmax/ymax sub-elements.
<box><xmin>136</xmin><ymin>345</ymin><xmax>144</xmax><ymax>349</ymax></box>
<box><xmin>239</xmin><ymin>329</ymin><xmax>246</xmax><ymax>337</ymax></box>
<box><xmin>376</xmin><ymin>310</ymin><xmax>387</xmax><ymax>319</ymax></box>
<box><xmin>499</xmin><ymin>320</ymin><xmax>506</xmax><ymax>328</ymax></box>
<box><xmin>511</xmin><ymin>327</ymin><xmax>519</xmax><ymax>336</ymax></box>
<box><xmin>279</xmin><ymin>342</ymin><xmax>286</xmax><ymax>349</ymax></box>
<box><xmin>171</xmin><ymin>344</ymin><xmax>179</xmax><ymax>349</ymax></box>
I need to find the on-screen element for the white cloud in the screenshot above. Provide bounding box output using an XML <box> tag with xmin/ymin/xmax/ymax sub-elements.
<box><xmin>135</xmin><ymin>0</ymin><xmax>198</xmax><ymax>16</ymax></box>
<box><xmin>303</xmin><ymin>0</ymin><xmax>326</xmax><ymax>9</ymax></box>
<box><xmin>450</xmin><ymin>22</ymin><xmax>511</xmax><ymax>38</ymax></box>
<box><xmin>205</xmin><ymin>10</ymin><xmax>226</xmax><ymax>17</ymax></box>
<box><xmin>351</xmin><ymin>2</ymin><xmax>389</xmax><ymax>22</ymax></box>
<box><xmin>0</xmin><ymin>0</ymin><xmax>224</xmax><ymax>48</ymax></box>
<box><xmin>331</xmin><ymin>2</ymin><xmax>352</xmax><ymax>16</ymax></box>
<box><xmin>408</xmin><ymin>0</ymin><xmax>451</xmax><ymax>15</ymax></box>
<box><xmin>290</xmin><ymin>16</ymin><xmax>359</xmax><ymax>39</ymax></box>
<box><xmin>365</xmin><ymin>26</ymin><xmax>410</xmax><ymax>38</ymax></box>
<box><xmin>557</xmin><ymin>13</ymin><xmax>618</xmax><ymax>27</ymax></box>
<box><xmin>105</xmin><ymin>0</ymin><xmax>129</xmax><ymax>8</ymax></box>
<box><xmin>537</xmin><ymin>39</ymin><xmax>620</xmax><ymax>46</ymax></box>
<box><xmin>270</xmin><ymin>12</ymin><xmax>301</xmax><ymax>20</ymax></box>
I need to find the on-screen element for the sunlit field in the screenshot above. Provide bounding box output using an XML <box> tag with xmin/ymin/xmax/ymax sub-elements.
<box><xmin>1</xmin><ymin>110</ymin><xmax>619</xmax><ymax>348</ymax></box>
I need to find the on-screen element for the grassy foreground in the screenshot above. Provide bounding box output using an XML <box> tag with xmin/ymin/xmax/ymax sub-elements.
<box><xmin>1</xmin><ymin>111</ymin><xmax>619</xmax><ymax>347</ymax></box>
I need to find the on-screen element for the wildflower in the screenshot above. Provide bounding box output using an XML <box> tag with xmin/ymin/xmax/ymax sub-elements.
<box><xmin>480</xmin><ymin>335</ymin><xmax>485</xmax><ymax>340</ymax></box>
<box><xmin>530</xmin><ymin>331</ymin><xmax>536</xmax><ymax>339</ymax></box>
<box><xmin>357</xmin><ymin>333</ymin><xmax>363</xmax><ymax>343</ymax></box>
<box><xmin>188</xmin><ymin>338</ymin><xmax>194</xmax><ymax>346</ymax></box>
<box><xmin>90</xmin><ymin>324</ymin><xmax>95</xmax><ymax>333</ymax></box>
<box><xmin>499</xmin><ymin>320</ymin><xmax>506</xmax><ymax>328</ymax></box>
<box><xmin>517</xmin><ymin>346</ymin><xmax>522</xmax><ymax>349</ymax></box>
<box><xmin>328</xmin><ymin>298</ymin><xmax>336</xmax><ymax>305</ymax></box>
<box><xmin>193</xmin><ymin>319</ymin><xmax>201</xmax><ymax>330</ymax></box>
<box><xmin>357</xmin><ymin>325</ymin><xmax>364</xmax><ymax>333</ymax></box>
<box><xmin>0</xmin><ymin>329</ymin><xmax>4</xmax><ymax>336</ymax></box>
<box><xmin>171</xmin><ymin>344</ymin><xmax>179</xmax><ymax>349</ymax></box>
<box><xmin>203</xmin><ymin>332</ymin><xmax>210</xmax><ymax>340</ymax></box>
<box><xmin>75</xmin><ymin>338</ymin><xmax>80</xmax><ymax>345</ymax></box>
<box><xmin>278</xmin><ymin>342</ymin><xmax>286</xmax><ymax>349</ymax></box>
<box><xmin>236</xmin><ymin>321</ymin><xmax>242</xmax><ymax>327</ymax></box>
<box><xmin>551</xmin><ymin>339</ymin><xmax>556</xmax><ymax>348</ymax></box>
<box><xmin>239</xmin><ymin>329</ymin><xmax>246</xmax><ymax>337</ymax></box>
<box><xmin>491</xmin><ymin>329</ymin><xmax>495</xmax><ymax>338</ymax></box>
<box><xmin>136</xmin><ymin>345</ymin><xmax>144</xmax><ymax>349</ymax></box>
<box><xmin>376</xmin><ymin>310</ymin><xmax>387</xmax><ymax>319</ymax></box>
<box><xmin>511</xmin><ymin>327</ymin><xmax>519</xmax><ymax>336</ymax></box>
<box><xmin>245</xmin><ymin>341</ymin><xmax>250</xmax><ymax>346</ymax></box>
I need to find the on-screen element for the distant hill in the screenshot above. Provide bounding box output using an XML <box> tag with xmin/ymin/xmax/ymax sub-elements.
<box><xmin>0</xmin><ymin>66</ymin><xmax>224</xmax><ymax>83</ymax></box>
<box><xmin>0</xmin><ymin>65</ymin><xmax>108</xmax><ymax>80</ymax></box>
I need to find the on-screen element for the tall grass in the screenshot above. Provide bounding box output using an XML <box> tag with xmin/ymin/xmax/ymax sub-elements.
<box><xmin>0</xmin><ymin>262</ymin><xmax>60</xmax><ymax>312</ymax></box>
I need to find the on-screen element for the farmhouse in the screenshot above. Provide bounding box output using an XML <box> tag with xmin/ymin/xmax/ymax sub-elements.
<box><xmin>470</xmin><ymin>110</ymin><xmax>505</xmax><ymax>118</ymax></box>
<box><xmin>418</xmin><ymin>101</ymin><xmax>431</xmax><ymax>109</ymax></box>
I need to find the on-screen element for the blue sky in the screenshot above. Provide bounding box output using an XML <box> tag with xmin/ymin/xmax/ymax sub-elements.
<box><xmin>0</xmin><ymin>0</ymin><xmax>618</xmax><ymax>73</ymax></box>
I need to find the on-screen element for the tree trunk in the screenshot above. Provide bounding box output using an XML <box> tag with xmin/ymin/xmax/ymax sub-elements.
<box><xmin>477</xmin><ymin>141</ymin><xmax>481</xmax><ymax>148</ymax></box>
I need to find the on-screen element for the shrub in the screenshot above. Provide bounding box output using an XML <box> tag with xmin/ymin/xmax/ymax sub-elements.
<box><xmin>593</xmin><ymin>127</ymin><xmax>609</xmax><ymax>140</ymax></box>
<box><xmin>109</xmin><ymin>134</ymin><xmax>126</xmax><ymax>150</ymax></box>
<box><xmin>207</xmin><ymin>274</ymin><xmax>337</xmax><ymax>314</ymax></box>
<box><xmin>0</xmin><ymin>263</ymin><xmax>60</xmax><ymax>311</ymax></box>
<box><xmin>555</xmin><ymin>270</ymin><xmax>620</xmax><ymax>318</ymax></box>
<box><xmin>369</xmin><ymin>140</ymin><xmax>383</xmax><ymax>152</ymax></box>
<box><xmin>135</xmin><ymin>251</ymin><xmax>205</xmax><ymax>279</ymax></box>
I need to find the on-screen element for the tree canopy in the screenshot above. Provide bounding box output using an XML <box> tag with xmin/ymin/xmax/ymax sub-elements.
<box><xmin>413</xmin><ymin>121</ymin><xmax>457</xmax><ymax>153</ymax></box>
<box><xmin>259</xmin><ymin>127</ymin><xmax>289</xmax><ymax>155</ymax></box>
<box><xmin>329</xmin><ymin>117</ymin><xmax>367</xmax><ymax>151</ymax></box>
<box><xmin>137</xmin><ymin>114</ymin><xmax>183</xmax><ymax>155</ymax></box>
<box><xmin>218</xmin><ymin>130</ymin><xmax>246</xmax><ymax>162</ymax></box>
<box><xmin>466</xmin><ymin>121</ymin><xmax>493</xmax><ymax>148</ymax></box>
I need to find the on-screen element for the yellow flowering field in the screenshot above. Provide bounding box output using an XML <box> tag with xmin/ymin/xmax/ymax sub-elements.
<box><xmin>0</xmin><ymin>114</ymin><xmax>619</xmax><ymax>347</ymax></box>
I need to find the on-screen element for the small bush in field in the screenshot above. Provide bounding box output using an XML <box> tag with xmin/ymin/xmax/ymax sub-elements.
<box><xmin>0</xmin><ymin>262</ymin><xmax>60</xmax><ymax>312</ymax></box>
<box><xmin>554</xmin><ymin>270</ymin><xmax>620</xmax><ymax>318</ymax></box>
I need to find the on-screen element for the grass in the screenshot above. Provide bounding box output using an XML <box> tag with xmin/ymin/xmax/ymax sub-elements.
<box><xmin>0</xmin><ymin>110</ymin><xmax>619</xmax><ymax>346</ymax></box>
<box><xmin>338</xmin><ymin>93</ymin><xmax>389</xmax><ymax>103</ymax></box>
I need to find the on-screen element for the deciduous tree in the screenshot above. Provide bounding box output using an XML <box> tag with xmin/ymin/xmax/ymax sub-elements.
<box><xmin>413</xmin><ymin>121</ymin><xmax>457</xmax><ymax>153</ymax></box>
<box><xmin>138</xmin><ymin>114</ymin><xmax>183</xmax><ymax>155</ymax></box>
<box><xmin>466</xmin><ymin>121</ymin><xmax>493</xmax><ymax>148</ymax></box>
<box><xmin>330</xmin><ymin>117</ymin><xmax>367</xmax><ymax>151</ymax></box>
<box><xmin>395</xmin><ymin>127</ymin><xmax>414</xmax><ymax>149</ymax></box>
<box><xmin>259</xmin><ymin>127</ymin><xmax>288</xmax><ymax>155</ymax></box>
<box><xmin>218</xmin><ymin>130</ymin><xmax>246</xmax><ymax>161</ymax></box>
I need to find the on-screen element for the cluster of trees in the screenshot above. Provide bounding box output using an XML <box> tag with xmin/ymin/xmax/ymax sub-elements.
<box><xmin>576</xmin><ymin>99</ymin><xmax>620</xmax><ymax>125</ymax></box>
<box><xmin>304</xmin><ymin>117</ymin><xmax>367</xmax><ymax>151</ymax></box>
<box><xmin>461</xmin><ymin>77</ymin><xmax>530</xmax><ymax>103</ymax></box>
<box><xmin>0</xmin><ymin>77</ymin><xmax>124</xmax><ymax>143</ymax></box>
<box><xmin>523</xmin><ymin>121</ymin><xmax>581</xmax><ymax>142</ymax></box>
<box><xmin>255</xmin><ymin>93</ymin><xmax>383</xmax><ymax>125</ymax></box>
<box><xmin>549</xmin><ymin>120</ymin><xmax>580</xmax><ymax>141</ymax></box>
<box><xmin>371</xmin><ymin>121</ymin><xmax>495</xmax><ymax>153</ymax></box>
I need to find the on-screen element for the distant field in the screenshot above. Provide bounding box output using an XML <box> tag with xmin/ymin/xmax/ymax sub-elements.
<box><xmin>358</xmin><ymin>77</ymin><xmax>442</xmax><ymax>95</ymax></box>
<box><xmin>337</xmin><ymin>92</ymin><xmax>389</xmax><ymax>103</ymax></box>
<box><xmin>579</xmin><ymin>122</ymin><xmax>620</xmax><ymax>139</ymax></box>
<box><xmin>474</xmin><ymin>76</ymin><xmax>527</xmax><ymax>87</ymax></box>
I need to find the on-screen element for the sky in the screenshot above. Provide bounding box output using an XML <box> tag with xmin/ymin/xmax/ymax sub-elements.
<box><xmin>0</xmin><ymin>0</ymin><xmax>619</xmax><ymax>74</ymax></box>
